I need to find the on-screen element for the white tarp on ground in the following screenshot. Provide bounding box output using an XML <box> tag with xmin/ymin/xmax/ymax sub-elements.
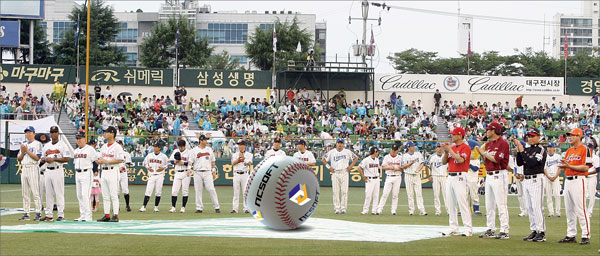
<box><xmin>182</xmin><ymin>130</ymin><xmax>225</xmax><ymax>144</ymax></box>
<box><xmin>0</xmin><ymin>217</ymin><xmax>487</xmax><ymax>243</ymax></box>
<box><xmin>0</xmin><ymin>116</ymin><xmax>70</xmax><ymax>151</ymax></box>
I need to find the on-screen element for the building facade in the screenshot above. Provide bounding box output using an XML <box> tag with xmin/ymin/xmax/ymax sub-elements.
<box><xmin>41</xmin><ymin>0</ymin><xmax>326</xmax><ymax>69</ymax></box>
<box><xmin>553</xmin><ymin>0</ymin><xmax>600</xmax><ymax>58</ymax></box>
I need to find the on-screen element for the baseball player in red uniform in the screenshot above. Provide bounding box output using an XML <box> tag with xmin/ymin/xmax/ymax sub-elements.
<box><xmin>558</xmin><ymin>128</ymin><xmax>592</xmax><ymax>245</ymax></box>
<box><xmin>477</xmin><ymin>121</ymin><xmax>510</xmax><ymax>239</ymax></box>
<box><xmin>442</xmin><ymin>127</ymin><xmax>472</xmax><ymax>236</ymax></box>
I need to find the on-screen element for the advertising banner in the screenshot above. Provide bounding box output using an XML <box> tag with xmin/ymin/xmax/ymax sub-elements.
<box><xmin>179</xmin><ymin>69</ymin><xmax>271</xmax><ymax>89</ymax></box>
<box><xmin>566</xmin><ymin>77</ymin><xmax>600</xmax><ymax>96</ymax></box>
<box><xmin>0</xmin><ymin>20</ymin><xmax>20</xmax><ymax>47</ymax></box>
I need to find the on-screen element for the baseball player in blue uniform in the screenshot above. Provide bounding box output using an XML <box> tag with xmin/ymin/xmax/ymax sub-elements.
<box><xmin>17</xmin><ymin>126</ymin><xmax>43</xmax><ymax>221</ymax></box>
<box><xmin>322</xmin><ymin>138</ymin><xmax>358</xmax><ymax>214</ymax></box>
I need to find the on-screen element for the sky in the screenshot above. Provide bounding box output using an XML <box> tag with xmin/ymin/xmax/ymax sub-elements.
<box><xmin>102</xmin><ymin>0</ymin><xmax>582</xmax><ymax>72</ymax></box>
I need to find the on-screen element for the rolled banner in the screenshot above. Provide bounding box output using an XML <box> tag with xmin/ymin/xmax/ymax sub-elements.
<box><xmin>467</xmin><ymin>139</ymin><xmax>480</xmax><ymax>150</ymax></box>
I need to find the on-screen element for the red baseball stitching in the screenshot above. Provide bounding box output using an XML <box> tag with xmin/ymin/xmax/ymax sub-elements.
<box><xmin>244</xmin><ymin>158</ymin><xmax>267</xmax><ymax>200</ymax></box>
<box><xmin>274</xmin><ymin>161</ymin><xmax>311</xmax><ymax>229</ymax></box>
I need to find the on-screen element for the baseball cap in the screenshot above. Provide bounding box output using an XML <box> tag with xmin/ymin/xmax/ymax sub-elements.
<box><xmin>198</xmin><ymin>134</ymin><xmax>207</xmax><ymax>141</ymax></box>
<box><xmin>117</xmin><ymin>140</ymin><xmax>123</xmax><ymax>145</ymax></box>
<box><xmin>391</xmin><ymin>144</ymin><xmax>399</xmax><ymax>151</ymax></box>
<box><xmin>297</xmin><ymin>140</ymin><xmax>306</xmax><ymax>145</ymax></box>
<box><xmin>585</xmin><ymin>129</ymin><xmax>593</xmax><ymax>136</ymax></box>
<box><xmin>526</xmin><ymin>128</ymin><xmax>540</xmax><ymax>137</ymax></box>
<box><xmin>274</xmin><ymin>138</ymin><xmax>282</xmax><ymax>143</ymax></box>
<box><xmin>547</xmin><ymin>142</ymin><xmax>556</xmax><ymax>147</ymax></box>
<box><xmin>153</xmin><ymin>141</ymin><xmax>163</xmax><ymax>147</ymax></box>
<box><xmin>450</xmin><ymin>127</ymin><xmax>466</xmax><ymax>137</ymax></box>
<box><xmin>336</xmin><ymin>138</ymin><xmax>345</xmax><ymax>144</ymax></box>
<box><xmin>369</xmin><ymin>146</ymin><xmax>379</xmax><ymax>154</ymax></box>
<box><xmin>566</xmin><ymin>128</ymin><xmax>583</xmax><ymax>137</ymax></box>
<box><xmin>24</xmin><ymin>126</ymin><xmax>35</xmax><ymax>133</ymax></box>
<box><xmin>50</xmin><ymin>126</ymin><xmax>59</xmax><ymax>133</ymax></box>
<box><xmin>486</xmin><ymin>122</ymin><xmax>503</xmax><ymax>132</ymax></box>
<box><xmin>237</xmin><ymin>139</ymin><xmax>246</xmax><ymax>145</ymax></box>
<box><xmin>105</xmin><ymin>126</ymin><xmax>117</xmax><ymax>134</ymax></box>
<box><xmin>75</xmin><ymin>131</ymin><xmax>86</xmax><ymax>139</ymax></box>
<box><xmin>406</xmin><ymin>141</ymin><xmax>416</xmax><ymax>147</ymax></box>
<box><xmin>588</xmin><ymin>141</ymin><xmax>597</xmax><ymax>149</ymax></box>
<box><xmin>435</xmin><ymin>142</ymin><xmax>442</xmax><ymax>148</ymax></box>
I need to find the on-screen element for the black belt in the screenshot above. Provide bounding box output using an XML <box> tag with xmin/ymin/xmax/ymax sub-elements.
<box><xmin>235</xmin><ymin>171</ymin><xmax>247</xmax><ymax>174</ymax></box>
<box><xmin>487</xmin><ymin>170</ymin><xmax>500</xmax><ymax>175</ymax></box>
<box><xmin>76</xmin><ymin>168</ymin><xmax>90</xmax><ymax>173</ymax></box>
<box><xmin>387</xmin><ymin>174</ymin><xmax>399</xmax><ymax>177</ymax></box>
<box><xmin>101</xmin><ymin>167</ymin><xmax>115</xmax><ymax>170</ymax></box>
<box><xmin>196</xmin><ymin>169</ymin><xmax>210</xmax><ymax>172</ymax></box>
<box><xmin>366</xmin><ymin>176</ymin><xmax>379</xmax><ymax>179</ymax></box>
<box><xmin>448</xmin><ymin>172</ymin><xmax>463</xmax><ymax>176</ymax></box>
<box><xmin>176</xmin><ymin>170</ymin><xmax>187</xmax><ymax>172</ymax></box>
<box><xmin>524</xmin><ymin>174</ymin><xmax>538</xmax><ymax>180</ymax></box>
<box><xmin>46</xmin><ymin>166</ymin><xmax>59</xmax><ymax>170</ymax></box>
<box><xmin>566</xmin><ymin>176</ymin><xmax>584</xmax><ymax>180</ymax></box>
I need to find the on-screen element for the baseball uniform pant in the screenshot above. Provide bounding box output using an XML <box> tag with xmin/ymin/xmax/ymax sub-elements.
<box><xmin>194</xmin><ymin>171</ymin><xmax>220</xmax><ymax>211</ymax></box>
<box><xmin>145</xmin><ymin>172</ymin><xmax>165</xmax><ymax>197</ymax></box>
<box><xmin>432</xmin><ymin>175</ymin><xmax>448</xmax><ymax>215</ymax></box>
<box><xmin>75</xmin><ymin>170</ymin><xmax>92</xmax><ymax>220</ymax></box>
<box><xmin>405</xmin><ymin>173</ymin><xmax>426</xmax><ymax>214</ymax></box>
<box><xmin>523</xmin><ymin>176</ymin><xmax>546</xmax><ymax>232</ymax></box>
<box><xmin>362</xmin><ymin>178</ymin><xmax>380</xmax><ymax>213</ymax></box>
<box><xmin>586</xmin><ymin>175</ymin><xmax>597</xmax><ymax>218</ymax></box>
<box><xmin>516</xmin><ymin>178</ymin><xmax>526</xmax><ymax>214</ymax></box>
<box><xmin>20</xmin><ymin>165</ymin><xmax>42</xmax><ymax>214</ymax></box>
<box><xmin>119</xmin><ymin>171</ymin><xmax>129</xmax><ymax>194</ymax></box>
<box><xmin>39</xmin><ymin>173</ymin><xmax>46</xmax><ymax>206</ymax></box>
<box><xmin>172</xmin><ymin>171</ymin><xmax>191</xmax><ymax>197</ymax></box>
<box><xmin>232</xmin><ymin>172</ymin><xmax>249</xmax><ymax>211</ymax></box>
<box><xmin>543</xmin><ymin>177</ymin><xmax>561</xmax><ymax>216</ymax></box>
<box><xmin>101</xmin><ymin>169</ymin><xmax>120</xmax><ymax>215</ymax></box>
<box><xmin>564</xmin><ymin>177</ymin><xmax>590</xmax><ymax>239</ymax></box>
<box><xmin>332</xmin><ymin>171</ymin><xmax>349</xmax><ymax>212</ymax></box>
<box><xmin>377</xmin><ymin>175</ymin><xmax>402</xmax><ymax>213</ymax></box>
<box><xmin>484</xmin><ymin>172</ymin><xmax>510</xmax><ymax>234</ymax></box>
<box><xmin>44</xmin><ymin>168</ymin><xmax>65</xmax><ymax>218</ymax></box>
<box><xmin>446</xmin><ymin>174</ymin><xmax>472</xmax><ymax>234</ymax></box>
<box><xmin>466</xmin><ymin>170</ymin><xmax>480</xmax><ymax>207</ymax></box>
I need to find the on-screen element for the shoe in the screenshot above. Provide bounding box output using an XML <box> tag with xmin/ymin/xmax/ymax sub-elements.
<box><xmin>126</xmin><ymin>206</ymin><xmax>132</xmax><ymax>212</ymax></box>
<box><xmin>18</xmin><ymin>214</ymin><xmax>30</xmax><ymax>221</ymax></box>
<box><xmin>391</xmin><ymin>212</ymin><xmax>396</xmax><ymax>215</ymax></box>
<box><xmin>479</xmin><ymin>229</ymin><xmax>495</xmax><ymax>238</ymax></box>
<box><xmin>474</xmin><ymin>211</ymin><xmax>483</xmax><ymax>216</ymax></box>
<box><xmin>139</xmin><ymin>206</ymin><xmax>146</xmax><ymax>212</ymax></box>
<box><xmin>495</xmin><ymin>232</ymin><xmax>510</xmax><ymax>239</ymax></box>
<box><xmin>231</xmin><ymin>210</ymin><xmax>237</xmax><ymax>214</ymax></box>
<box><xmin>97</xmin><ymin>215</ymin><xmax>110</xmax><ymax>222</ymax></box>
<box><xmin>409</xmin><ymin>212</ymin><xmax>414</xmax><ymax>216</ymax></box>
<box><xmin>334</xmin><ymin>210</ymin><xmax>340</xmax><ymax>214</ymax></box>
<box><xmin>420</xmin><ymin>212</ymin><xmax>428</xmax><ymax>216</ymax></box>
<box><xmin>461</xmin><ymin>232</ymin><xmax>473</xmax><ymax>237</ymax></box>
<box><xmin>580</xmin><ymin>238</ymin><xmax>590</xmax><ymax>245</ymax></box>
<box><xmin>56</xmin><ymin>217</ymin><xmax>64</xmax><ymax>221</ymax></box>
<box><xmin>547</xmin><ymin>214</ymin><xmax>554</xmax><ymax>217</ymax></box>
<box><xmin>215</xmin><ymin>209</ymin><xmax>221</xmax><ymax>213</ymax></box>
<box><xmin>558</xmin><ymin>236</ymin><xmax>577</xmax><ymax>243</ymax></box>
<box><xmin>532</xmin><ymin>232</ymin><xmax>546</xmax><ymax>242</ymax></box>
<box><xmin>457</xmin><ymin>212</ymin><xmax>461</xmax><ymax>216</ymax></box>
<box><xmin>74</xmin><ymin>217</ymin><xmax>81</xmax><ymax>221</ymax></box>
<box><xmin>341</xmin><ymin>210</ymin><xmax>347</xmax><ymax>214</ymax></box>
<box><xmin>109</xmin><ymin>215</ymin><xmax>119</xmax><ymax>222</ymax></box>
<box><xmin>180</xmin><ymin>207</ymin><xmax>185</xmax><ymax>213</ymax></box>
<box><xmin>518</xmin><ymin>212</ymin><xmax>527</xmax><ymax>217</ymax></box>
<box><xmin>244</xmin><ymin>209</ymin><xmax>250</xmax><ymax>214</ymax></box>
<box><xmin>371</xmin><ymin>212</ymin><xmax>377</xmax><ymax>215</ymax></box>
<box><xmin>42</xmin><ymin>217</ymin><xmax>53</xmax><ymax>222</ymax></box>
<box><xmin>195</xmin><ymin>209</ymin><xmax>203</xmax><ymax>213</ymax></box>
<box><xmin>556</xmin><ymin>214</ymin><xmax>561</xmax><ymax>217</ymax></box>
<box><xmin>360</xmin><ymin>211</ymin><xmax>368</xmax><ymax>215</ymax></box>
<box><xmin>595</xmin><ymin>192</ymin><xmax>600</xmax><ymax>199</ymax></box>
<box><xmin>154</xmin><ymin>207</ymin><xmax>159</xmax><ymax>212</ymax></box>
<box><xmin>435</xmin><ymin>212</ymin><xmax>441</xmax><ymax>216</ymax></box>
<box><xmin>443</xmin><ymin>231</ymin><xmax>460</xmax><ymax>236</ymax></box>
<box><xmin>523</xmin><ymin>231</ymin><xmax>537</xmax><ymax>241</ymax></box>
<box><xmin>53</xmin><ymin>205</ymin><xmax>58</xmax><ymax>211</ymax></box>
<box><xmin>33</xmin><ymin>213</ymin><xmax>42</xmax><ymax>221</ymax></box>
<box><xmin>169</xmin><ymin>207</ymin><xmax>176</xmax><ymax>213</ymax></box>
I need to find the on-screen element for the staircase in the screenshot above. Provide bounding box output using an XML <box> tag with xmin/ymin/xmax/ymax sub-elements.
<box><xmin>436</xmin><ymin>115</ymin><xmax>451</xmax><ymax>142</ymax></box>
<box><xmin>184</xmin><ymin>111</ymin><xmax>201</xmax><ymax>130</ymax></box>
<box><xmin>54</xmin><ymin>109</ymin><xmax>78</xmax><ymax>148</ymax></box>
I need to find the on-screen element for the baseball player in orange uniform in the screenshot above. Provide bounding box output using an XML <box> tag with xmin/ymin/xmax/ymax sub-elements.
<box><xmin>558</xmin><ymin>128</ymin><xmax>592</xmax><ymax>245</ymax></box>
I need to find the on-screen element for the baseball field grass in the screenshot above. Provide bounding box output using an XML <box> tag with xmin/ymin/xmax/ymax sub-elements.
<box><xmin>1</xmin><ymin>184</ymin><xmax>598</xmax><ymax>255</ymax></box>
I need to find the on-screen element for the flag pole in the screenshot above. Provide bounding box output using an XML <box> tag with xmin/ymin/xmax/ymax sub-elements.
<box><xmin>564</xmin><ymin>33</ymin><xmax>568</xmax><ymax>95</ymax></box>
<box><xmin>272</xmin><ymin>24</ymin><xmax>277</xmax><ymax>103</ymax></box>
<box><xmin>84</xmin><ymin>0</ymin><xmax>91</xmax><ymax>142</ymax></box>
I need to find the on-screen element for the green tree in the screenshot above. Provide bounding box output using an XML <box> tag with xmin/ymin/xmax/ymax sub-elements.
<box><xmin>18</xmin><ymin>20</ymin><xmax>54</xmax><ymax>64</ymax></box>
<box><xmin>387</xmin><ymin>48</ymin><xmax>439</xmax><ymax>74</ymax></box>
<box><xmin>52</xmin><ymin>0</ymin><xmax>126</xmax><ymax>66</ymax></box>
<box><xmin>245</xmin><ymin>17</ymin><xmax>320</xmax><ymax>71</ymax></box>
<box><xmin>139</xmin><ymin>16</ymin><xmax>213</xmax><ymax>68</ymax></box>
<box><xmin>204</xmin><ymin>50</ymin><xmax>240</xmax><ymax>70</ymax></box>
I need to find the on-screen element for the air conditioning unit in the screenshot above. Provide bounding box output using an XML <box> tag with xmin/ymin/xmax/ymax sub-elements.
<box><xmin>352</xmin><ymin>44</ymin><xmax>361</xmax><ymax>56</ymax></box>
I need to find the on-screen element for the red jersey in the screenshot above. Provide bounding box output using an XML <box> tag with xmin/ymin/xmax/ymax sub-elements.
<box><xmin>448</xmin><ymin>143</ymin><xmax>471</xmax><ymax>172</ymax></box>
<box><xmin>483</xmin><ymin>137</ymin><xmax>509</xmax><ymax>171</ymax></box>
<box><xmin>564</xmin><ymin>144</ymin><xmax>592</xmax><ymax>176</ymax></box>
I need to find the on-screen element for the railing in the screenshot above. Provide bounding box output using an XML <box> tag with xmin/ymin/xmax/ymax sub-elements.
<box><xmin>1</xmin><ymin>112</ymin><xmax>53</xmax><ymax>121</ymax></box>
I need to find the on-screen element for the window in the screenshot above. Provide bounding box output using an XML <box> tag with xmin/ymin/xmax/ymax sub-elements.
<box><xmin>115</xmin><ymin>23</ymin><xmax>138</xmax><ymax>43</ymax></box>
<box><xmin>231</xmin><ymin>55</ymin><xmax>247</xmax><ymax>64</ymax></box>
<box><xmin>198</xmin><ymin>23</ymin><xmax>247</xmax><ymax>44</ymax></box>
<box><xmin>52</xmin><ymin>21</ymin><xmax>75</xmax><ymax>43</ymax></box>
<box><xmin>40</xmin><ymin>21</ymin><xmax>47</xmax><ymax>40</ymax></box>
<box><xmin>259</xmin><ymin>23</ymin><xmax>274</xmax><ymax>31</ymax></box>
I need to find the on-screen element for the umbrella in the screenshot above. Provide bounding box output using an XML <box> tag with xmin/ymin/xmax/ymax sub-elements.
<box><xmin>118</xmin><ymin>92</ymin><xmax>133</xmax><ymax>98</ymax></box>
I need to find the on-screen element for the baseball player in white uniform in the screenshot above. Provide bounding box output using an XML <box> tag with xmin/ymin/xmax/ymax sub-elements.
<box><xmin>231</xmin><ymin>139</ymin><xmax>253</xmax><ymax>213</ymax></box>
<box><xmin>586</xmin><ymin>140</ymin><xmax>598</xmax><ymax>218</ymax></box>
<box><xmin>544</xmin><ymin>143</ymin><xmax>562</xmax><ymax>217</ymax></box>
<box><xmin>264</xmin><ymin>137</ymin><xmax>286</xmax><ymax>159</ymax></box>
<box><xmin>510</xmin><ymin>153</ymin><xmax>528</xmax><ymax>217</ymax></box>
<box><xmin>96</xmin><ymin>126</ymin><xmax>125</xmax><ymax>222</ymax></box>
<box><xmin>17</xmin><ymin>126</ymin><xmax>43</xmax><ymax>221</ymax></box>
<box><xmin>293</xmin><ymin>140</ymin><xmax>316</xmax><ymax>166</ymax></box>
<box><xmin>358</xmin><ymin>147</ymin><xmax>381</xmax><ymax>215</ymax></box>
<box><xmin>322</xmin><ymin>138</ymin><xmax>358</xmax><ymax>214</ymax></box>
<box><xmin>376</xmin><ymin>144</ymin><xmax>403</xmax><ymax>215</ymax></box>
<box><xmin>190</xmin><ymin>135</ymin><xmax>220</xmax><ymax>213</ymax></box>
<box><xmin>429</xmin><ymin>143</ymin><xmax>448</xmax><ymax>216</ymax></box>
<box><xmin>169</xmin><ymin>139</ymin><xmax>192</xmax><ymax>213</ymax></box>
<box><xmin>467</xmin><ymin>146</ymin><xmax>483</xmax><ymax>216</ymax></box>
<box><xmin>41</xmin><ymin>126</ymin><xmax>71</xmax><ymax>221</ymax></box>
<box><xmin>139</xmin><ymin>141</ymin><xmax>168</xmax><ymax>212</ymax></box>
<box><xmin>73</xmin><ymin>132</ymin><xmax>97</xmax><ymax>222</ymax></box>
<box><xmin>117</xmin><ymin>140</ymin><xmax>132</xmax><ymax>212</ymax></box>
<box><xmin>402</xmin><ymin>141</ymin><xmax>427</xmax><ymax>216</ymax></box>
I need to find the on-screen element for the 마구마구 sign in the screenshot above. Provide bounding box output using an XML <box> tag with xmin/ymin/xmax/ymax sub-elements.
<box><xmin>375</xmin><ymin>73</ymin><xmax>564</xmax><ymax>95</ymax></box>
<box><xmin>179</xmin><ymin>69</ymin><xmax>271</xmax><ymax>89</ymax></box>
<box><xmin>566</xmin><ymin>77</ymin><xmax>600</xmax><ymax>96</ymax></box>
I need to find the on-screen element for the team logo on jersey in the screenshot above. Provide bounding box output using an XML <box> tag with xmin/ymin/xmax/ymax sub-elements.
<box><xmin>252</xmin><ymin>210</ymin><xmax>263</xmax><ymax>220</ymax></box>
<box><xmin>443</xmin><ymin>76</ymin><xmax>460</xmax><ymax>91</ymax></box>
<box><xmin>289</xmin><ymin>184</ymin><xmax>311</xmax><ymax>206</ymax></box>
